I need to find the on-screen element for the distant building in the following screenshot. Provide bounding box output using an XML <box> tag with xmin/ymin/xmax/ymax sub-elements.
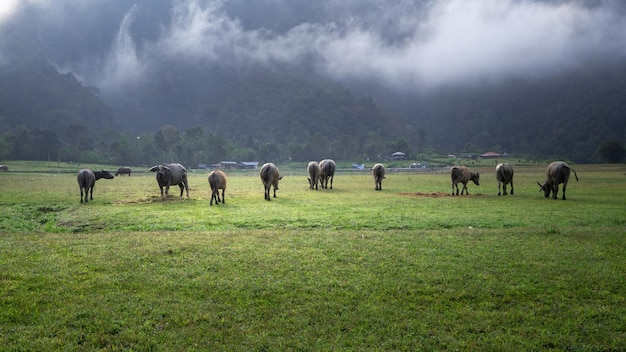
<box><xmin>209</xmin><ymin>161</ymin><xmax>259</xmax><ymax>169</ymax></box>
<box><xmin>391</xmin><ymin>152</ymin><xmax>407</xmax><ymax>160</ymax></box>
<box><xmin>239</xmin><ymin>162</ymin><xmax>259</xmax><ymax>169</ymax></box>
<box><xmin>480</xmin><ymin>152</ymin><xmax>500</xmax><ymax>159</ymax></box>
<box><xmin>219</xmin><ymin>161</ymin><xmax>239</xmax><ymax>169</ymax></box>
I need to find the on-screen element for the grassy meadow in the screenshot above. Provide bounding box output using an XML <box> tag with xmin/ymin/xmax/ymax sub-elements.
<box><xmin>1</xmin><ymin>162</ymin><xmax>625</xmax><ymax>350</ymax></box>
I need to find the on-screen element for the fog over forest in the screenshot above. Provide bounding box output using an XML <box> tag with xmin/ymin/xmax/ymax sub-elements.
<box><xmin>1</xmin><ymin>0</ymin><xmax>625</xmax><ymax>164</ymax></box>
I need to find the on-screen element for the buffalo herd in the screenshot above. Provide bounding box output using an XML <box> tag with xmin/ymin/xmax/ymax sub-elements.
<box><xmin>75</xmin><ymin>160</ymin><xmax>580</xmax><ymax>203</ymax></box>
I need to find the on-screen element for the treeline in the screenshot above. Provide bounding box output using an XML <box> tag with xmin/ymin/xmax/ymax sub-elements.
<box><xmin>0</xmin><ymin>61</ymin><xmax>411</xmax><ymax>165</ymax></box>
<box><xmin>405</xmin><ymin>62</ymin><xmax>626</xmax><ymax>163</ymax></box>
<box><xmin>0</xmin><ymin>123</ymin><xmax>415</xmax><ymax>167</ymax></box>
<box><xmin>1</xmin><ymin>60</ymin><xmax>625</xmax><ymax>165</ymax></box>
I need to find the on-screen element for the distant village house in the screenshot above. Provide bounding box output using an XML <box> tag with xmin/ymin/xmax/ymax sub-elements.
<box><xmin>203</xmin><ymin>161</ymin><xmax>259</xmax><ymax>170</ymax></box>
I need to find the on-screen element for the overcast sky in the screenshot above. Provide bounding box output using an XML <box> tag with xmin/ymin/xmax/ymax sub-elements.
<box><xmin>1</xmin><ymin>0</ymin><xmax>625</xmax><ymax>92</ymax></box>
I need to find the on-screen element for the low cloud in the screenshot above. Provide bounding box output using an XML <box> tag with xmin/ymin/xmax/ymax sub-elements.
<box><xmin>98</xmin><ymin>6</ymin><xmax>144</xmax><ymax>91</ymax></box>
<box><xmin>4</xmin><ymin>0</ymin><xmax>626</xmax><ymax>92</ymax></box>
<box><xmin>149</xmin><ymin>0</ymin><xmax>626</xmax><ymax>90</ymax></box>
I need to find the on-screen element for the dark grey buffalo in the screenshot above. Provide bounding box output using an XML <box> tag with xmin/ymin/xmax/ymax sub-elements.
<box><xmin>77</xmin><ymin>168</ymin><xmax>114</xmax><ymax>203</ymax></box>
<box><xmin>208</xmin><ymin>170</ymin><xmax>227</xmax><ymax>205</ymax></box>
<box><xmin>450</xmin><ymin>165</ymin><xmax>480</xmax><ymax>196</ymax></box>
<box><xmin>319</xmin><ymin>159</ymin><xmax>336</xmax><ymax>189</ymax></box>
<box><xmin>371</xmin><ymin>163</ymin><xmax>385</xmax><ymax>191</ymax></box>
<box><xmin>496</xmin><ymin>163</ymin><xmax>514</xmax><ymax>196</ymax></box>
<box><xmin>115</xmin><ymin>166</ymin><xmax>132</xmax><ymax>176</ymax></box>
<box><xmin>537</xmin><ymin>161</ymin><xmax>579</xmax><ymax>200</ymax></box>
<box><xmin>307</xmin><ymin>161</ymin><xmax>321</xmax><ymax>190</ymax></box>
<box><xmin>260</xmin><ymin>162</ymin><xmax>282</xmax><ymax>200</ymax></box>
<box><xmin>149</xmin><ymin>163</ymin><xmax>189</xmax><ymax>198</ymax></box>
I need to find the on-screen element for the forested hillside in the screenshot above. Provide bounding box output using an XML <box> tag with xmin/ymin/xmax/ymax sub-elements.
<box><xmin>409</xmin><ymin>62</ymin><xmax>626</xmax><ymax>162</ymax></box>
<box><xmin>0</xmin><ymin>0</ymin><xmax>624</xmax><ymax>165</ymax></box>
<box><xmin>0</xmin><ymin>60</ymin><xmax>115</xmax><ymax>162</ymax></box>
<box><xmin>1</xmin><ymin>59</ymin><xmax>625</xmax><ymax>165</ymax></box>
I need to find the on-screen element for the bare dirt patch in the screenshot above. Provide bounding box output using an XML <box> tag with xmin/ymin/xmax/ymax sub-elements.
<box><xmin>399</xmin><ymin>192</ymin><xmax>485</xmax><ymax>198</ymax></box>
<box><xmin>399</xmin><ymin>192</ymin><xmax>452</xmax><ymax>198</ymax></box>
<box><xmin>113</xmin><ymin>196</ymin><xmax>196</xmax><ymax>205</ymax></box>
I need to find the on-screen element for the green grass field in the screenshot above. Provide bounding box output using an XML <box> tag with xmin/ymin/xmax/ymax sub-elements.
<box><xmin>1</xmin><ymin>163</ymin><xmax>625</xmax><ymax>350</ymax></box>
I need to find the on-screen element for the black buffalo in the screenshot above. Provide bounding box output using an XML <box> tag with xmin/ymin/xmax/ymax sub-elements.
<box><xmin>537</xmin><ymin>161</ymin><xmax>579</xmax><ymax>200</ymax></box>
<box><xmin>149</xmin><ymin>163</ymin><xmax>190</xmax><ymax>198</ymax></box>
<box><xmin>260</xmin><ymin>163</ymin><xmax>282</xmax><ymax>200</ymax></box>
<box><xmin>115</xmin><ymin>167</ymin><xmax>132</xmax><ymax>176</ymax></box>
<box><xmin>77</xmin><ymin>168</ymin><xmax>114</xmax><ymax>203</ymax></box>
<box><xmin>319</xmin><ymin>159</ymin><xmax>336</xmax><ymax>189</ymax></box>
<box><xmin>208</xmin><ymin>170</ymin><xmax>227</xmax><ymax>205</ymax></box>
<box><xmin>450</xmin><ymin>165</ymin><xmax>480</xmax><ymax>196</ymax></box>
<box><xmin>496</xmin><ymin>163</ymin><xmax>514</xmax><ymax>196</ymax></box>
<box><xmin>307</xmin><ymin>161</ymin><xmax>320</xmax><ymax>190</ymax></box>
<box><xmin>371</xmin><ymin>163</ymin><xmax>385</xmax><ymax>191</ymax></box>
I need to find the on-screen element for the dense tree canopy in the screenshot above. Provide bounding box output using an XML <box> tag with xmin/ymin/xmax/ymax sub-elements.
<box><xmin>0</xmin><ymin>60</ymin><xmax>624</xmax><ymax>165</ymax></box>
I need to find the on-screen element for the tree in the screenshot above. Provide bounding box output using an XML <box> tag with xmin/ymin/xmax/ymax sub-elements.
<box><xmin>0</xmin><ymin>133</ymin><xmax>15</xmax><ymax>160</ymax></box>
<box><xmin>258</xmin><ymin>142</ymin><xmax>281</xmax><ymax>162</ymax></box>
<box><xmin>155</xmin><ymin>125</ymin><xmax>180</xmax><ymax>150</ymax></box>
<box><xmin>154</xmin><ymin>125</ymin><xmax>180</xmax><ymax>162</ymax></box>
<box><xmin>390</xmin><ymin>137</ymin><xmax>410</xmax><ymax>155</ymax></box>
<box><xmin>597</xmin><ymin>140</ymin><xmax>625</xmax><ymax>163</ymax></box>
<box><xmin>307</xmin><ymin>132</ymin><xmax>331</xmax><ymax>160</ymax></box>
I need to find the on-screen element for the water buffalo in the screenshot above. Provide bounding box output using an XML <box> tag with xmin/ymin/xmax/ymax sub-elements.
<box><xmin>537</xmin><ymin>161</ymin><xmax>579</xmax><ymax>200</ymax></box>
<box><xmin>307</xmin><ymin>161</ymin><xmax>320</xmax><ymax>190</ymax></box>
<box><xmin>319</xmin><ymin>159</ymin><xmax>336</xmax><ymax>189</ymax></box>
<box><xmin>77</xmin><ymin>168</ymin><xmax>114</xmax><ymax>203</ymax></box>
<box><xmin>260</xmin><ymin>162</ymin><xmax>282</xmax><ymax>200</ymax></box>
<box><xmin>371</xmin><ymin>163</ymin><xmax>385</xmax><ymax>191</ymax></box>
<box><xmin>496</xmin><ymin>163</ymin><xmax>514</xmax><ymax>196</ymax></box>
<box><xmin>149</xmin><ymin>163</ymin><xmax>189</xmax><ymax>198</ymax></box>
<box><xmin>0</xmin><ymin>165</ymin><xmax>8</xmax><ymax>171</ymax></box>
<box><xmin>208</xmin><ymin>170</ymin><xmax>227</xmax><ymax>205</ymax></box>
<box><xmin>115</xmin><ymin>166</ymin><xmax>132</xmax><ymax>176</ymax></box>
<box><xmin>450</xmin><ymin>165</ymin><xmax>480</xmax><ymax>196</ymax></box>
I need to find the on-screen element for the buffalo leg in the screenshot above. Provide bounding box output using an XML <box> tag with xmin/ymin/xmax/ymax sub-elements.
<box><xmin>552</xmin><ymin>185</ymin><xmax>559</xmax><ymax>200</ymax></box>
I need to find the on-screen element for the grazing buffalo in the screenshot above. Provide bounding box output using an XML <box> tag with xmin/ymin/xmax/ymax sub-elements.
<box><xmin>537</xmin><ymin>161</ymin><xmax>579</xmax><ymax>200</ymax></box>
<box><xmin>371</xmin><ymin>163</ymin><xmax>385</xmax><ymax>191</ymax></box>
<box><xmin>260</xmin><ymin>162</ymin><xmax>282</xmax><ymax>200</ymax></box>
<box><xmin>149</xmin><ymin>163</ymin><xmax>189</xmax><ymax>198</ymax></box>
<box><xmin>450</xmin><ymin>165</ymin><xmax>480</xmax><ymax>196</ymax></box>
<box><xmin>319</xmin><ymin>159</ymin><xmax>336</xmax><ymax>189</ymax></box>
<box><xmin>208</xmin><ymin>170</ymin><xmax>227</xmax><ymax>205</ymax></box>
<box><xmin>115</xmin><ymin>167</ymin><xmax>132</xmax><ymax>176</ymax></box>
<box><xmin>77</xmin><ymin>168</ymin><xmax>114</xmax><ymax>203</ymax></box>
<box><xmin>496</xmin><ymin>163</ymin><xmax>514</xmax><ymax>196</ymax></box>
<box><xmin>0</xmin><ymin>165</ymin><xmax>8</xmax><ymax>171</ymax></box>
<box><xmin>307</xmin><ymin>161</ymin><xmax>321</xmax><ymax>190</ymax></box>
